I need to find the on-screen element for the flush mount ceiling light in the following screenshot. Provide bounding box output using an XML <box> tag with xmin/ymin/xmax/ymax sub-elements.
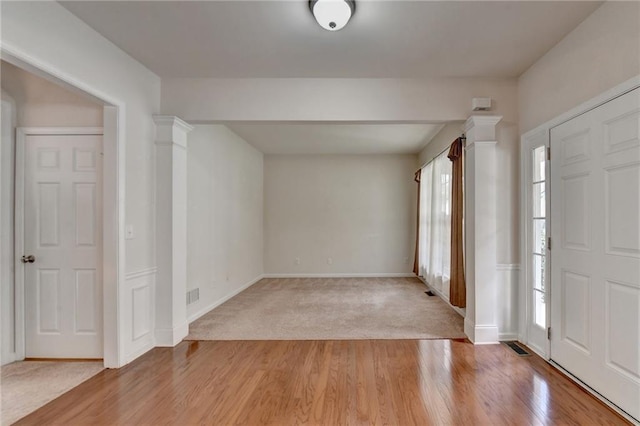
<box><xmin>309</xmin><ymin>0</ymin><xmax>356</xmax><ymax>31</ymax></box>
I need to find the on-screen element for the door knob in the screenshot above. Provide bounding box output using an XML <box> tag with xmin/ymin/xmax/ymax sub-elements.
<box><xmin>21</xmin><ymin>255</ymin><xmax>35</xmax><ymax>264</ymax></box>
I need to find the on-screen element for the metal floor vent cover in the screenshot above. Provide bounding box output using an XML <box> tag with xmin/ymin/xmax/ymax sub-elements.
<box><xmin>424</xmin><ymin>291</ymin><xmax>436</xmax><ymax>296</ymax></box>
<box><xmin>504</xmin><ymin>341</ymin><xmax>531</xmax><ymax>357</ymax></box>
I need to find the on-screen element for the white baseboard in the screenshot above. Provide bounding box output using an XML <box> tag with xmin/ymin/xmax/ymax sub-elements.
<box><xmin>187</xmin><ymin>274</ymin><xmax>265</xmax><ymax>323</ymax></box>
<box><xmin>498</xmin><ymin>332</ymin><xmax>519</xmax><ymax>341</ymax></box>
<box><xmin>1</xmin><ymin>351</ymin><xmax>18</xmax><ymax>366</ymax></box>
<box><xmin>262</xmin><ymin>273</ymin><xmax>416</xmax><ymax>278</ymax></box>
<box><xmin>155</xmin><ymin>322</ymin><xmax>188</xmax><ymax>347</ymax></box>
<box><xmin>465</xmin><ymin>318</ymin><xmax>499</xmax><ymax>345</ymax></box>
<box><xmin>464</xmin><ymin>318</ymin><xmax>474</xmax><ymax>342</ymax></box>
<box><xmin>526</xmin><ymin>341</ymin><xmax>548</xmax><ymax>359</ymax></box>
<box><xmin>417</xmin><ymin>277</ymin><xmax>466</xmax><ymax>317</ymax></box>
<box><xmin>125</xmin><ymin>341</ymin><xmax>154</xmax><ymax>365</ymax></box>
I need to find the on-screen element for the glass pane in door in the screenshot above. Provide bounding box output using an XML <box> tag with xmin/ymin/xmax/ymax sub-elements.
<box><xmin>533</xmin><ymin>146</ymin><xmax>546</xmax><ymax>182</ymax></box>
<box><xmin>531</xmin><ymin>146</ymin><xmax>547</xmax><ymax>330</ymax></box>
<box><xmin>533</xmin><ymin>219</ymin><xmax>546</xmax><ymax>254</ymax></box>
<box><xmin>533</xmin><ymin>182</ymin><xmax>546</xmax><ymax>217</ymax></box>
<box><xmin>534</xmin><ymin>290</ymin><xmax>546</xmax><ymax>328</ymax></box>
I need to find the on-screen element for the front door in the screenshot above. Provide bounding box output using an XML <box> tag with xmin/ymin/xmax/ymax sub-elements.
<box><xmin>21</xmin><ymin>132</ymin><xmax>103</xmax><ymax>358</ymax></box>
<box><xmin>550</xmin><ymin>87</ymin><xmax>639</xmax><ymax>421</ymax></box>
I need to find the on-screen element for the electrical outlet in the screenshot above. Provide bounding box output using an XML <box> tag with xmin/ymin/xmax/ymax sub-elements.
<box><xmin>404</xmin><ymin>257</ymin><xmax>409</xmax><ymax>264</ymax></box>
<box><xmin>295</xmin><ymin>257</ymin><xmax>301</xmax><ymax>265</ymax></box>
<box><xmin>327</xmin><ymin>257</ymin><xmax>333</xmax><ymax>265</ymax></box>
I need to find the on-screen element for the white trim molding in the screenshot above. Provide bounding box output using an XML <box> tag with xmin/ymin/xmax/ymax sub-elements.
<box><xmin>496</xmin><ymin>263</ymin><xmax>520</xmax><ymax>341</ymax></box>
<box><xmin>464</xmin><ymin>115</ymin><xmax>503</xmax><ymax>147</ymax></box>
<box><xmin>188</xmin><ymin>274</ymin><xmax>265</xmax><ymax>323</ymax></box>
<box><xmin>124</xmin><ymin>267</ymin><xmax>156</xmax><ymax>363</ymax></box>
<box><xmin>464</xmin><ymin>319</ymin><xmax>499</xmax><ymax>345</ymax></box>
<box><xmin>155</xmin><ymin>323</ymin><xmax>189</xmax><ymax>348</ymax></box>
<box><xmin>14</xmin><ymin>127</ymin><xmax>103</xmax><ymax>136</ymax></box>
<box><xmin>417</xmin><ymin>276</ymin><xmax>466</xmax><ymax>318</ymax></box>
<box><xmin>153</xmin><ymin>115</ymin><xmax>193</xmax><ymax>149</ymax></box>
<box><xmin>496</xmin><ymin>264</ymin><xmax>520</xmax><ymax>272</ymax></box>
<box><xmin>125</xmin><ymin>267</ymin><xmax>158</xmax><ymax>281</ymax></box>
<box><xmin>262</xmin><ymin>273</ymin><xmax>417</xmax><ymax>279</ymax></box>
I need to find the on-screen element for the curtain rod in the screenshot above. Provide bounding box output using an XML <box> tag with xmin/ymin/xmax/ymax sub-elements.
<box><xmin>417</xmin><ymin>134</ymin><xmax>465</xmax><ymax>171</ymax></box>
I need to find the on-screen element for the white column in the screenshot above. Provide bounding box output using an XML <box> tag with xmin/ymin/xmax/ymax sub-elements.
<box><xmin>464</xmin><ymin>115</ymin><xmax>502</xmax><ymax>344</ymax></box>
<box><xmin>153</xmin><ymin>115</ymin><xmax>193</xmax><ymax>346</ymax></box>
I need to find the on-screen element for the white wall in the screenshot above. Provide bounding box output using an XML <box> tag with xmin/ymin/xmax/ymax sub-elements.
<box><xmin>1</xmin><ymin>61</ymin><xmax>103</xmax><ymax>127</ymax></box>
<box><xmin>162</xmin><ymin>77</ymin><xmax>518</xmax><ymax>123</ymax></box>
<box><xmin>0</xmin><ymin>90</ymin><xmax>16</xmax><ymax>364</ymax></box>
<box><xmin>2</xmin><ymin>1</ymin><xmax>161</xmax><ymax>366</ymax></box>
<box><xmin>264</xmin><ymin>154</ymin><xmax>417</xmax><ymax>275</ymax></box>
<box><xmin>186</xmin><ymin>125</ymin><xmax>264</xmax><ymax>321</ymax></box>
<box><xmin>519</xmin><ymin>1</ymin><xmax>640</xmax><ymax>133</ymax></box>
<box><xmin>418</xmin><ymin>122</ymin><xmax>464</xmax><ymax>166</ymax></box>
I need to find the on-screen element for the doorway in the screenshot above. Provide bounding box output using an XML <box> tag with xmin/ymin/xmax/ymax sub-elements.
<box><xmin>0</xmin><ymin>57</ymin><xmax>122</xmax><ymax>367</ymax></box>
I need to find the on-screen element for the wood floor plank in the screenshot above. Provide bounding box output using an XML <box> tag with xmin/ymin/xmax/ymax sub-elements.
<box><xmin>14</xmin><ymin>340</ymin><xmax>630</xmax><ymax>426</ymax></box>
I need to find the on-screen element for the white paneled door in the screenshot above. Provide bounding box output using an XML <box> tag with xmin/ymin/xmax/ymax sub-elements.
<box><xmin>550</xmin><ymin>87</ymin><xmax>640</xmax><ymax>421</ymax></box>
<box><xmin>21</xmin><ymin>133</ymin><xmax>103</xmax><ymax>358</ymax></box>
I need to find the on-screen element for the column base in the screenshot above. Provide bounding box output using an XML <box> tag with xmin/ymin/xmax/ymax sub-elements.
<box><xmin>464</xmin><ymin>318</ymin><xmax>499</xmax><ymax>345</ymax></box>
<box><xmin>155</xmin><ymin>322</ymin><xmax>189</xmax><ymax>347</ymax></box>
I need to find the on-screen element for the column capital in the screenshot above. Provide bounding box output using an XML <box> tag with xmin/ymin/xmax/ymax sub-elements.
<box><xmin>153</xmin><ymin>115</ymin><xmax>193</xmax><ymax>148</ymax></box>
<box><xmin>465</xmin><ymin>115</ymin><xmax>502</xmax><ymax>147</ymax></box>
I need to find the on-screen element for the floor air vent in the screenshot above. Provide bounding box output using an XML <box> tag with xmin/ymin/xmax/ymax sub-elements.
<box><xmin>425</xmin><ymin>291</ymin><xmax>435</xmax><ymax>296</ymax></box>
<box><xmin>504</xmin><ymin>341</ymin><xmax>531</xmax><ymax>357</ymax></box>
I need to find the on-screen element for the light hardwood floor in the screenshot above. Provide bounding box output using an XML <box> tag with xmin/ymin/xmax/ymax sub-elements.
<box><xmin>15</xmin><ymin>339</ymin><xmax>628</xmax><ymax>425</ymax></box>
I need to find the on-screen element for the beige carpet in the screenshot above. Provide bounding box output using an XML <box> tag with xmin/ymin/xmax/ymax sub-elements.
<box><xmin>187</xmin><ymin>277</ymin><xmax>466</xmax><ymax>341</ymax></box>
<box><xmin>1</xmin><ymin>360</ymin><xmax>103</xmax><ymax>425</ymax></box>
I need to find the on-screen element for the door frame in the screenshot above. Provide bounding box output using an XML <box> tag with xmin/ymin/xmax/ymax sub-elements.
<box><xmin>2</xmin><ymin>45</ymin><xmax>125</xmax><ymax>368</ymax></box>
<box><xmin>15</xmin><ymin>127</ymin><xmax>105</xmax><ymax>361</ymax></box>
<box><xmin>519</xmin><ymin>129</ymin><xmax>551</xmax><ymax>358</ymax></box>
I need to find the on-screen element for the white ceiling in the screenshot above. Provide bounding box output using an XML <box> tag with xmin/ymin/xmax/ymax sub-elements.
<box><xmin>226</xmin><ymin>123</ymin><xmax>445</xmax><ymax>155</ymax></box>
<box><xmin>60</xmin><ymin>1</ymin><xmax>601</xmax><ymax>79</ymax></box>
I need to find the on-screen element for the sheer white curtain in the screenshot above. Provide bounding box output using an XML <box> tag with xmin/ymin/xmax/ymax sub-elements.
<box><xmin>418</xmin><ymin>150</ymin><xmax>453</xmax><ymax>300</ymax></box>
